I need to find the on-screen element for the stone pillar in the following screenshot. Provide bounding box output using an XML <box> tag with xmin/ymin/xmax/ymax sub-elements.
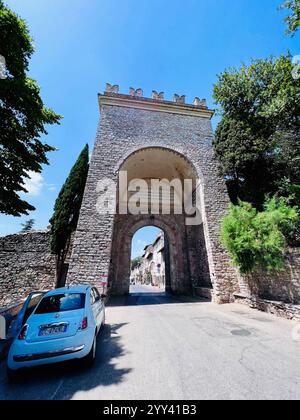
<box><xmin>66</xmin><ymin>119</ymin><xmax>117</xmax><ymax>287</ymax></box>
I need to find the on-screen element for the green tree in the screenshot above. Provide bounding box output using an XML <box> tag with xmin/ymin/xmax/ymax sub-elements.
<box><xmin>281</xmin><ymin>0</ymin><xmax>300</xmax><ymax>35</ymax></box>
<box><xmin>131</xmin><ymin>256</ymin><xmax>142</xmax><ymax>271</ymax></box>
<box><xmin>221</xmin><ymin>198</ymin><xmax>299</xmax><ymax>274</ymax></box>
<box><xmin>21</xmin><ymin>218</ymin><xmax>35</xmax><ymax>232</ymax></box>
<box><xmin>50</xmin><ymin>145</ymin><xmax>89</xmax><ymax>285</ymax></box>
<box><xmin>0</xmin><ymin>1</ymin><xmax>61</xmax><ymax>216</ymax></box>
<box><xmin>213</xmin><ymin>55</ymin><xmax>300</xmax><ymax>207</ymax></box>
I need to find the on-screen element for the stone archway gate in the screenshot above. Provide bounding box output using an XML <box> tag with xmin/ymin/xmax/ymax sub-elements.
<box><xmin>67</xmin><ymin>86</ymin><xmax>239</xmax><ymax>303</ymax></box>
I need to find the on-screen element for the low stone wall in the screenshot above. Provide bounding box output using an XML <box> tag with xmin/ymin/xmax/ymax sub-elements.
<box><xmin>234</xmin><ymin>294</ymin><xmax>300</xmax><ymax>321</ymax></box>
<box><xmin>237</xmin><ymin>248</ymin><xmax>300</xmax><ymax>305</ymax></box>
<box><xmin>0</xmin><ymin>231</ymin><xmax>56</xmax><ymax>307</ymax></box>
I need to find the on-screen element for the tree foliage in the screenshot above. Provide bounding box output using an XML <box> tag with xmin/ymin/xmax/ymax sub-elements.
<box><xmin>213</xmin><ymin>55</ymin><xmax>300</xmax><ymax>208</ymax></box>
<box><xmin>21</xmin><ymin>218</ymin><xmax>35</xmax><ymax>232</ymax></box>
<box><xmin>221</xmin><ymin>198</ymin><xmax>299</xmax><ymax>274</ymax></box>
<box><xmin>281</xmin><ymin>0</ymin><xmax>300</xmax><ymax>35</ymax></box>
<box><xmin>50</xmin><ymin>145</ymin><xmax>89</xmax><ymax>256</ymax></box>
<box><xmin>0</xmin><ymin>1</ymin><xmax>61</xmax><ymax>216</ymax></box>
<box><xmin>131</xmin><ymin>256</ymin><xmax>142</xmax><ymax>271</ymax></box>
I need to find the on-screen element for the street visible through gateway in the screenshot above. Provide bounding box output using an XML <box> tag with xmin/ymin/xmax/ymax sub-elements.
<box><xmin>1</xmin><ymin>284</ymin><xmax>300</xmax><ymax>400</ymax></box>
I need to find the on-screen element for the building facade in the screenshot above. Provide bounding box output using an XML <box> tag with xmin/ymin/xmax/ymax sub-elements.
<box><xmin>131</xmin><ymin>232</ymin><xmax>165</xmax><ymax>289</ymax></box>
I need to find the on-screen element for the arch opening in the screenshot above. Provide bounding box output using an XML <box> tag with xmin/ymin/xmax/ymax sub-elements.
<box><xmin>108</xmin><ymin>146</ymin><xmax>212</xmax><ymax>297</ymax></box>
<box><xmin>118</xmin><ymin>147</ymin><xmax>200</xmax><ymax>218</ymax></box>
<box><xmin>130</xmin><ymin>227</ymin><xmax>170</xmax><ymax>295</ymax></box>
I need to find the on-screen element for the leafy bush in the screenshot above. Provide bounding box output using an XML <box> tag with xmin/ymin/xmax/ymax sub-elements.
<box><xmin>221</xmin><ymin>197</ymin><xmax>299</xmax><ymax>274</ymax></box>
<box><xmin>263</xmin><ymin>197</ymin><xmax>299</xmax><ymax>245</ymax></box>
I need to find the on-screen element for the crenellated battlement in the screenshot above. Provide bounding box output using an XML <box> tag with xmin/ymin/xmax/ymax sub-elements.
<box><xmin>103</xmin><ymin>83</ymin><xmax>208</xmax><ymax>109</ymax></box>
<box><xmin>100</xmin><ymin>83</ymin><xmax>213</xmax><ymax>118</ymax></box>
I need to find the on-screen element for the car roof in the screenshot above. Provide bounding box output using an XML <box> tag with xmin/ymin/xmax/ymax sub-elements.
<box><xmin>44</xmin><ymin>285</ymin><xmax>92</xmax><ymax>296</ymax></box>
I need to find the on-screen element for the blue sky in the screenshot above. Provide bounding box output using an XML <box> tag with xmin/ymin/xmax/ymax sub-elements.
<box><xmin>131</xmin><ymin>227</ymin><xmax>161</xmax><ymax>259</ymax></box>
<box><xmin>1</xmin><ymin>0</ymin><xmax>299</xmax><ymax>240</ymax></box>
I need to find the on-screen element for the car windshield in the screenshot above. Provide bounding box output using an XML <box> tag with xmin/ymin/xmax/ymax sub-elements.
<box><xmin>35</xmin><ymin>293</ymin><xmax>86</xmax><ymax>314</ymax></box>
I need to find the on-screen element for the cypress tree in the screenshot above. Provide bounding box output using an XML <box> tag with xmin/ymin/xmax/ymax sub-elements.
<box><xmin>50</xmin><ymin>144</ymin><xmax>89</xmax><ymax>285</ymax></box>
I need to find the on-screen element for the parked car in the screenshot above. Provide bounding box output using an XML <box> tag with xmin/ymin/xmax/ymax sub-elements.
<box><xmin>7</xmin><ymin>285</ymin><xmax>105</xmax><ymax>378</ymax></box>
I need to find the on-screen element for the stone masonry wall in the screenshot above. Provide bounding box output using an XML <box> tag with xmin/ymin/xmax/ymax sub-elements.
<box><xmin>0</xmin><ymin>231</ymin><xmax>56</xmax><ymax>307</ymax></box>
<box><xmin>237</xmin><ymin>248</ymin><xmax>300</xmax><ymax>305</ymax></box>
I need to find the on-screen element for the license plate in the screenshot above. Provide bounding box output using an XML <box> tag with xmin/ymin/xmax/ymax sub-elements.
<box><xmin>39</xmin><ymin>324</ymin><xmax>68</xmax><ymax>336</ymax></box>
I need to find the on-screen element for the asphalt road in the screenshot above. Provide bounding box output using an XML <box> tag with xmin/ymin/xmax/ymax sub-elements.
<box><xmin>1</xmin><ymin>284</ymin><xmax>300</xmax><ymax>400</ymax></box>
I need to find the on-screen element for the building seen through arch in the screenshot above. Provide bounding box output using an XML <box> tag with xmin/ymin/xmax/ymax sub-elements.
<box><xmin>130</xmin><ymin>229</ymin><xmax>166</xmax><ymax>291</ymax></box>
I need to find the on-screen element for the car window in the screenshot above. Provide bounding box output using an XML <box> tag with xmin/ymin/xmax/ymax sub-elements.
<box><xmin>35</xmin><ymin>293</ymin><xmax>86</xmax><ymax>314</ymax></box>
<box><xmin>90</xmin><ymin>289</ymin><xmax>96</xmax><ymax>305</ymax></box>
<box><xmin>93</xmin><ymin>288</ymin><xmax>101</xmax><ymax>302</ymax></box>
<box><xmin>90</xmin><ymin>288</ymin><xmax>100</xmax><ymax>305</ymax></box>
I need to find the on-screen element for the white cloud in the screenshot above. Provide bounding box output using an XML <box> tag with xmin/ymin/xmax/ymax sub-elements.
<box><xmin>45</xmin><ymin>183</ymin><xmax>56</xmax><ymax>192</ymax></box>
<box><xmin>22</xmin><ymin>171</ymin><xmax>44</xmax><ymax>196</ymax></box>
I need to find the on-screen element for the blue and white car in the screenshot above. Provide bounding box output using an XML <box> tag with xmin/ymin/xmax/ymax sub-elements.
<box><xmin>7</xmin><ymin>285</ymin><xmax>105</xmax><ymax>377</ymax></box>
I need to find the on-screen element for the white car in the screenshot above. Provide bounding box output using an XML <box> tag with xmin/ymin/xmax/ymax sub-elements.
<box><xmin>7</xmin><ymin>285</ymin><xmax>105</xmax><ymax>378</ymax></box>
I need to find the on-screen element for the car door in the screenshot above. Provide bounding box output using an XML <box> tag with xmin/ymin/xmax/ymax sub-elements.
<box><xmin>90</xmin><ymin>288</ymin><xmax>100</xmax><ymax>329</ymax></box>
<box><xmin>90</xmin><ymin>288</ymin><xmax>97</xmax><ymax>328</ymax></box>
<box><xmin>10</xmin><ymin>291</ymin><xmax>46</xmax><ymax>338</ymax></box>
<box><xmin>92</xmin><ymin>288</ymin><xmax>104</xmax><ymax>327</ymax></box>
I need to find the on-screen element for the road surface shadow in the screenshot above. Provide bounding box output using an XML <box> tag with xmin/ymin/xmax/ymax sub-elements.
<box><xmin>0</xmin><ymin>323</ymin><xmax>131</xmax><ymax>400</ymax></box>
<box><xmin>108</xmin><ymin>292</ymin><xmax>210</xmax><ymax>307</ymax></box>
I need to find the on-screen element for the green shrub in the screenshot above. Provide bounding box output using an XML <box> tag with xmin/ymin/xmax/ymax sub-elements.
<box><xmin>221</xmin><ymin>197</ymin><xmax>299</xmax><ymax>274</ymax></box>
<box><xmin>263</xmin><ymin>197</ymin><xmax>299</xmax><ymax>244</ymax></box>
